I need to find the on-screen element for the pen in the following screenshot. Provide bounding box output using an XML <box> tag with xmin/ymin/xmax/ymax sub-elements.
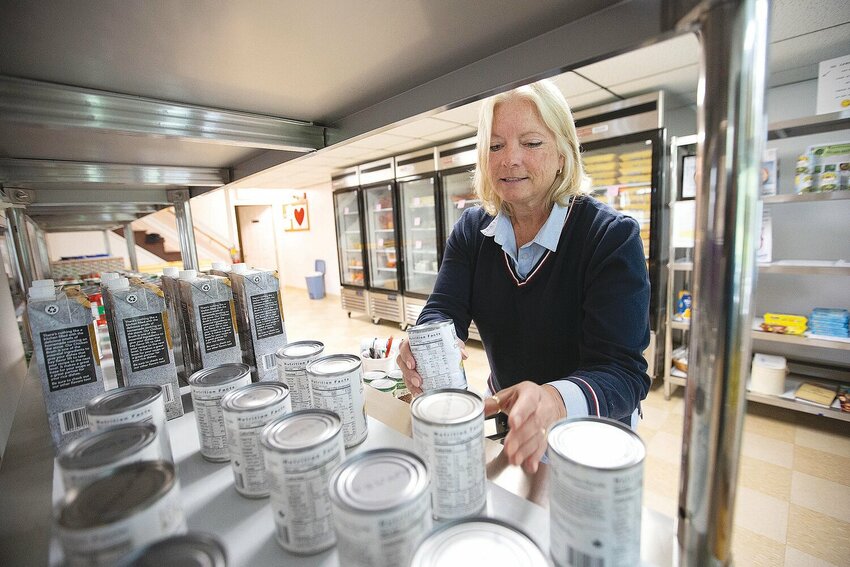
<box><xmin>385</xmin><ymin>336</ymin><xmax>393</xmax><ymax>358</ymax></box>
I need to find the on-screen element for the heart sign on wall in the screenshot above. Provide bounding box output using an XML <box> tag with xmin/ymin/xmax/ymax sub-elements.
<box><xmin>284</xmin><ymin>200</ymin><xmax>310</xmax><ymax>231</ymax></box>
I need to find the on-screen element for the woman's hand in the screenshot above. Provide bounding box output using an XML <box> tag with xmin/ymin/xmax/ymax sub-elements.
<box><xmin>397</xmin><ymin>338</ymin><xmax>468</xmax><ymax>396</ymax></box>
<box><xmin>484</xmin><ymin>382</ymin><xmax>566</xmax><ymax>474</ymax></box>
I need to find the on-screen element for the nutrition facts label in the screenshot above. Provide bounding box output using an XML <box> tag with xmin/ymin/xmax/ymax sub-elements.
<box><xmin>311</xmin><ymin>374</ymin><xmax>367</xmax><ymax>447</ymax></box>
<box><xmin>407</xmin><ymin>324</ymin><xmax>466</xmax><ymax>390</ymax></box>
<box><xmin>194</xmin><ymin>394</ymin><xmax>233</xmax><ymax>459</ymax></box>
<box><xmin>41</xmin><ymin>325</ymin><xmax>98</xmax><ymax>392</ymax></box>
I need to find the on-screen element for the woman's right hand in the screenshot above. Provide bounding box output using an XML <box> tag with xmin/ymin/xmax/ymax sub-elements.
<box><xmin>396</xmin><ymin>339</ymin><xmax>424</xmax><ymax>396</ymax></box>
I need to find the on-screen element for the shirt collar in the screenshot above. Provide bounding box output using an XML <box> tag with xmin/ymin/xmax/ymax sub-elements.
<box><xmin>480</xmin><ymin>201</ymin><xmax>569</xmax><ymax>253</ymax></box>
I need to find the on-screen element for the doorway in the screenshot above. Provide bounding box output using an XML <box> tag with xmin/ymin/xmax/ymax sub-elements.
<box><xmin>235</xmin><ymin>205</ymin><xmax>278</xmax><ymax>270</ymax></box>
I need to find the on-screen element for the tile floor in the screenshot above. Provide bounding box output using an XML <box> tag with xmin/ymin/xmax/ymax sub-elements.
<box><xmin>282</xmin><ymin>288</ymin><xmax>849</xmax><ymax>567</ymax></box>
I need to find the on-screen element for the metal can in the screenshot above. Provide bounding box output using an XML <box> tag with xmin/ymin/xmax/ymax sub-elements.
<box><xmin>220</xmin><ymin>382</ymin><xmax>292</xmax><ymax>498</ymax></box>
<box><xmin>411</xmin><ymin>389</ymin><xmax>486</xmax><ymax>520</ymax></box>
<box><xmin>260</xmin><ymin>409</ymin><xmax>345</xmax><ymax>554</ymax></box>
<box><xmin>57</xmin><ymin>460</ymin><xmax>187</xmax><ymax>567</ymax></box>
<box><xmin>188</xmin><ymin>363</ymin><xmax>252</xmax><ymax>462</ymax></box>
<box><xmin>547</xmin><ymin>417</ymin><xmax>646</xmax><ymax>567</ymax></box>
<box><xmin>276</xmin><ymin>340</ymin><xmax>325</xmax><ymax>411</ymax></box>
<box><xmin>86</xmin><ymin>385</ymin><xmax>173</xmax><ymax>462</ymax></box>
<box><xmin>329</xmin><ymin>448</ymin><xmax>432</xmax><ymax>567</ymax></box>
<box><xmin>407</xmin><ymin>320</ymin><xmax>467</xmax><ymax>391</ymax></box>
<box><xmin>370</xmin><ymin>377</ymin><xmax>397</xmax><ymax>393</ymax></box>
<box><xmin>410</xmin><ymin>517</ymin><xmax>549</xmax><ymax>567</ymax></box>
<box><xmin>306</xmin><ymin>354</ymin><xmax>367</xmax><ymax>448</ymax></box>
<box><xmin>58</xmin><ymin>423</ymin><xmax>163</xmax><ymax>492</ymax></box>
<box><xmin>118</xmin><ymin>533</ymin><xmax>227</xmax><ymax>566</ymax></box>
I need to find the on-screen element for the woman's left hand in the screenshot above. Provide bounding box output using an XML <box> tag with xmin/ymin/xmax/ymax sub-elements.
<box><xmin>484</xmin><ymin>382</ymin><xmax>566</xmax><ymax>474</ymax></box>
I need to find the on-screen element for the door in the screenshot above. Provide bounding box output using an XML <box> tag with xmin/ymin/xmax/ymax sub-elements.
<box><xmin>440</xmin><ymin>166</ymin><xmax>478</xmax><ymax>240</ymax></box>
<box><xmin>235</xmin><ymin>205</ymin><xmax>278</xmax><ymax>270</ymax></box>
<box><xmin>333</xmin><ymin>189</ymin><xmax>367</xmax><ymax>287</ymax></box>
<box><xmin>399</xmin><ymin>175</ymin><xmax>440</xmax><ymax>298</ymax></box>
<box><xmin>362</xmin><ymin>183</ymin><xmax>401</xmax><ymax>292</ymax></box>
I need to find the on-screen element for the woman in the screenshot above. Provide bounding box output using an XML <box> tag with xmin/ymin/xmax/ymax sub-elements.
<box><xmin>397</xmin><ymin>80</ymin><xmax>650</xmax><ymax>473</ymax></box>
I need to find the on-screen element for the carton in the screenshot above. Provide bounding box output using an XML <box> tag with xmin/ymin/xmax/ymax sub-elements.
<box><xmin>160</xmin><ymin>267</ymin><xmax>187</xmax><ymax>385</ymax></box>
<box><xmin>104</xmin><ymin>277</ymin><xmax>183</xmax><ymax>419</ymax></box>
<box><xmin>229</xmin><ymin>264</ymin><xmax>288</xmax><ymax>382</ymax></box>
<box><xmin>178</xmin><ymin>271</ymin><xmax>242</xmax><ymax>375</ymax></box>
<box><xmin>27</xmin><ymin>280</ymin><xmax>105</xmax><ymax>450</ymax></box>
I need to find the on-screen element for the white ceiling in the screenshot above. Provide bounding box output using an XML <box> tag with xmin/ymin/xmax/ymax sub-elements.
<box><xmin>1</xmin><ymin>0</ymin><xmax>848</xmax><ymax>199</ymax></box>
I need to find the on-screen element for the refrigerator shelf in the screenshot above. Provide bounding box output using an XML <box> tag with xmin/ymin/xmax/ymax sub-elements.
<box><xmin>372</xmin><ymin>207</ymin><xmax>394</xmax><ymax>213</ymax></box>
<box><xmin>374</xmin><ymin>228</ymin><xmax>395</xmax><ymax>232</ymax></box>
<box><xmin>376</xmin><ymin>267</ymin><xmax>398</xmax><ymax>272</ymax></box>
<box><xmin>412</xmin><ymin>270</ymin><xmax>439</xmax><ymax>276</ymax></box>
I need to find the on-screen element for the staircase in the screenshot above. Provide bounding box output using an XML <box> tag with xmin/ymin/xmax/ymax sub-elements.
<box><xmin>114</xmin><ymin>228</ymin><xmax>181</xmax><ymax>262</ymax></box>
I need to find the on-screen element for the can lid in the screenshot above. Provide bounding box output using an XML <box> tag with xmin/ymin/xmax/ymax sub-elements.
<box><xmin>411</xmin><ymin>389</ymin><xmax>483</xmax><ymax>425</ymax></box>
<box><xmin>370</xmin><ymin>378</ymin><xmax>396</xmax><ymax>392</ymax></box>
<box><xmin>548</xmin><ymin>417</ymin><xmax>645</xmax><ymax>470</ymax></box>
<box><xmin>58</xmin><ymin>460</ymin><xmax>176</xmax><ymax>529</ymax></box>
<box><xmin>188</xmin><ymin>363</ymin><xmax>251</xmax><ymax>387</ymax></box>
<box><xmin>330</xmin><ymin>448</ymin><xmax>428</xmax><ymax>513</ymax></box>
<box><xmin>261</xmin><ymin>409</ymin><xmax>342</xmax><ymax>452</ymax></box>
<box><xmin>362</xmin><ymin>370</ymin><xmax>386</xmax><ymax>382</ymax></box>
<box><xmin>179</xmin><ymin>269</ymin><xmax>197</xmax><ymax>280</ymax></box>
<box><xmin>387</xmin><ymin>369</ymin><xmax>404</xmax><ymax>381</ymax></box>
<box><xmin>410</xmin><ymin>518</ymin><xmax>548</xmax><ymax>567</ymax></box>
<box><xmin>276</xmin><ymin>340</ymin><xmax>324</xmax><ymax>360</ymax></box>
<box><xmin>162</xmin><ymin>267</ymin><xmax>179</xmax><ymax>277</ymax></box>
<box><xmin>118</xmin><ymin>533</ymin><xmax>227</xmax><ymax>567</ymax></box>
<box><xmin>58</xmin><ymin>423</ymin><xmax>158</xmax><ymax>470</ymax></box>
<box><xmin>221</xmin><ymin>382</ymin><xmax>289</xmax><ymax>412</ymax></box>
<box><xmin>86</xmin><ymin>385</ymin><xmax>163</xmax><ymax>415</ymax></box>
<box><xmin>307</xmin><ymin>354</ymin><xmax>361</xmax><ymax>376</ymax></box>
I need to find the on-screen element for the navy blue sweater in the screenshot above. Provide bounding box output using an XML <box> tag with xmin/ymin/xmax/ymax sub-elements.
<box><xmin>418</xmin><ymin>196</ymin><xmax>651</xmax><ymax>423</ymax></box>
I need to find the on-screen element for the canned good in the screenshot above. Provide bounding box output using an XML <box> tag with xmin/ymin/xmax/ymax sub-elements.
<box><xmin>221</xmin><ymin>382</ymin><xmax>292</xmax><ymax>498</ymax></box>
<box><xmin>410</xmin><ymin>518</ymin><xmax>549</xmax><ymax>567</ymax></box>
<box><xmin>407</xmin><ymin>320</ymin><xmax>467</xmax><ymax>391</ymax></box>
<box><xmin>261</xmin><ymin>410</ymin><xmax>345</xmax><ymax>554</ymax></box>
<box><xmin>118</xmin><ymin>533</ymin><xmax>227</xmax><ymax>566</ymax></box>
<box><xmin>548</xmin><ymin>417</ymin><xmax>646</xmax><ymax>567</ymax></box>
<box><xmin>86</xmin><ymin>385</ymin><xmax>173</xmax><ymax>462</ymax></box>
<box><xmin>370</xmin><ymin>378</ymin><xmax>397</xmax><ymax>393</ymax></box>
<box><xmin>362</xmin><ymin>370</ymin><xmax>386</xmax><ymax>383</ymax></box>
<box><xmin>306</xmin><ymin>354</ymin><xmax>368</xmax><ymax>448</ymax></box>
<box><xmin>57</xmin><ymin>460</ymin><xmax>187</xmax><ymax>566</ymax></box>
<box><xmin>411</xmin><ymin>389</ymin><xmax>487</xmax><ymax>520</ymax></box>
<box><xmin>276</xmin><ymin>340</ymin><xmax>325</xmax><ymax>411</ymax></box>
<box><xmin>329</xmin><ymin>448</ymin><xmax>432</xmax><ymax>567</ymax></box>
<box><xmin>58</xmin><ymin>423</ymin><xmax>162</xmax><ymax>492</ymax></box>
<box><xmin>188</xmin><ymin>363</ymin><xmax>252</xmax><ymax>462</ymax></box>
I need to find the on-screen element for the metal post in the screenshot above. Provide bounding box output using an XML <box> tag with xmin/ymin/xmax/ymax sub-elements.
<box><xmin>6</xmin><ymin>206</ymin><xmax>36</xmax><ymax>292</ymax></box>
<box><xmin>124</xmin><ymin>222</ymin><xmax>139</xmax><ymax>272</ymax></box>
<box><xmin>102</xmin><ymin>230</ymin><xmax>112</xmax><ymax>256</ymax></box>
<box><xmin>33</xmin><ymin>224</ymin><xmax>52</xmax><ymax>279</ymax></box>
<box><xmin>168</xmin><ymin>189</ymin><xmax>199</xmax><ymax>270</ymax></box>
<box><xmin>676</xmin><ymin>0</ymin><xmax>770</xmax><ymax>565</ymax></box>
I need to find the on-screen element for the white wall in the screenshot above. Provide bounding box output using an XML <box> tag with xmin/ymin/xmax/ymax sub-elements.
<box><xmin>45</xmin><ymin>230</ymin><xmax>164</xmax><ymax>268</ymax></box>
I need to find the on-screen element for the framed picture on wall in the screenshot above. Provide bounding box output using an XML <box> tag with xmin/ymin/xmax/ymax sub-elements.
<box><xmin>284</xmin><ymin>199</ymin><xmax>310</xmax><ymax>231</ymax></box>
<box><xmin>681</xmin><ymin>154</ymin><xmax>697</xmax><ymax>200</ymax></box>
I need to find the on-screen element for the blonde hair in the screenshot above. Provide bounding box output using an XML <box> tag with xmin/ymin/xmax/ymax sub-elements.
<box><xmin>474</xmin><ymin>80</ymin><xmax>588</xmax><ymax>216</ymax></box>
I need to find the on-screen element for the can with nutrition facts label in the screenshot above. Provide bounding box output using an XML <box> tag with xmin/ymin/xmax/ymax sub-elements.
<box><xmin>306</xmin><ymin>354</ymin><xmax>368</xmax><ymax>448</ymax></box>
<box><xmin>407</xmin><ymin>320</ymin><xmax>467</xmax><ymax>391</ymax></box>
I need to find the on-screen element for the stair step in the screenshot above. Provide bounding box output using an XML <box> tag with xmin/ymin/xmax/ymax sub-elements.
<box><xmin>114</xmin><ymin>228</ymin><xmax>182</xmax><ymax>262</ymax></box>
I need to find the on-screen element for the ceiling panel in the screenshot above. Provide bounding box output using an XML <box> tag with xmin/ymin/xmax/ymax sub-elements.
<box><xmin>566</xmin><ymin>91</ymin><xmax>620</xmax><ymax>112</ymax></box>
<box><xmin>383</xmin><ymin>118</ymin><xmax>462</xmax><ymax>139</ymax></box>
<box><xmin>421</xmin><ymin>125</ymin><xmax>476</xmax><ymax>142</ymax></box>
<box><xmin>548</xmin><ymin>72</ymin><xmax>603</xmax><ymax>97</ymax></box>
<box><xmin>770</xmin><ymin>0</ymin><xmax>850</xmax><ymax>41</ymax></box>
<box><xmin>768</xmin><ymin>22</ymin><xmax>850</xmax><ymax>86</ymax></box>
<box><xmin>433</xmin><ymin>100</ymin><xmax>484</xmax><ymax>126</ymax></box>
<box><xmin>606</xmin><ymin>65</ymin><xmax>699</xmax><ymax>107</ymax></box>
<box><xmin>343</xmin><ymin>133</ymin><xmax>416</xmax><ymax>151</ymax></box>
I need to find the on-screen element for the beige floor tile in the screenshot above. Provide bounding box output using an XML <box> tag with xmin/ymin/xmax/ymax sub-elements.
<box><xmin>738</xmin><ymin>455</ymin><xmax>792</xmax><ymax>501</ymax></box>
<box><xmin>744</xmin><ymin>411</ymin><xmax>796</xmax><ymax>444</ymax></box>
<box><xmin>646</xmin><ymin>431</ymin><xmax>682</xmax><ymax>466</ymax></box>
<box><xmin>795</xmin><ymin>425</ymin><xmax>850</xmax><ymax>457</ymax></box>
<box><xmin>791</xmin><ymin>472</ymin><xmax>850</xmax><ymax>523</ymax></box>
<box><xmin>731</xmin><ymin>526</ymin><xmax>787</xmax><ymax>567</ymax></box>
<box><xmin>786</xmin><ymin>505</ymin><xmax>850</xmax><ymax>566</ymax></box>
<box><xmin>793</xmin><ymin>445</ymin><xmax>850</xmax><ymax>487</ymax></box>
<box><xmin>637</xmin><ymin>405</ymin><xmax>669</xmax><ymax>431</ymax></box>
<box><xmin>734</xmin><ymin>486</ymin><xmax>789</xmax><ymax>542</ymax></box>
<box><xmin>660</xmin><ymin>412</ymin><xmax>685</xmax><ymax>438</ymax></box>
<box><xmin>785</xmin><ymin>547</ymin><xmax>842</xmax><ymax>567</ymax></box>
<box><xmin>742</xmin><ymin>431</ymin><xmax>795</xmax><ymax>469</ymax></box>
<box><xmin>636</xmin><ymin>427</ymin><xmax>657</xmax><ymax>446</ymax></box>
<box><xmin>644</xmin><ymin>454</ymin><xmax>680</xmax><ymax>502</ymax></box>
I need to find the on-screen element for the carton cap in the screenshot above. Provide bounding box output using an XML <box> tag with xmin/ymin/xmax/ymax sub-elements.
<box><xmin>28</xmin><ymin>285</ymin><xmax>56</xmax><ymax>300</ymax></box>
<box><xmin>101</xmin><ymin>272</ymin><xmax>119</xmax><ymax>282</ymax></box>
<box><xmin>231</xmin><ymin>263</ymin><xmax>247</xmax><ymax>274</ymax></box>
<box><xmin>211</xmin><ymin>262</ymin><xmax>228</xmax><ymax>271</ymax></box>
<box><xmin>179</xmin><ymin>269</ymin><xmax>197</xmax><ymax>280</ymax></box>
<box><xmin>162</xmin><ymin>267</ymin><xmax>179</xmax><ymax>277</ymax></box>
<box><xmin>33</xmin><ymin>279</ymin><xmax>55</xmax><ymax>287</ymax></box>
<box><xmin>111</xmin><ymin>277</ymin><xmax>130</xmax><ymax>290</ymax></box>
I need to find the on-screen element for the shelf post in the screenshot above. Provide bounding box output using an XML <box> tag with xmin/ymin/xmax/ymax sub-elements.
<box><xmin>168</xmin><ymin>189</ymin><xmax>199</xmax><ymax>271</ymax></box>
<box><xmin>6</xmin><ymin>204</ymin><xmax>36</xmax><ymax>293</ymax></box>
<box><xmin>124</xmin><ymin>222</ymin><xmax>139</xmax><ymax>272</ymax></box>
<box><xmin>674</xmin><ymin>0</ymin><xmax>770</xmax><ymax>565</ymax></box>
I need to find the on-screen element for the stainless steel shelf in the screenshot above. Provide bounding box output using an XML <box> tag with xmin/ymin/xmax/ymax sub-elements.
<box><xmin>763</xmin><ymin>191</ymin><xmax>850</xmax><ymax>204</ymax></box>
<box><xmin>752</xmin><ymin>330</ymin><xmax>850</xmax><ymax>351</ymax></box>
<box><xmin>767</xmin><ymin>109</ymin><xmax>850</xmax><ymax>140</ymax></box>
<box><xmin>757</xmin><ymin>261</ymin><xmax>850</xmax><ymax>276</ymax></box>
<box><xmin>671</xmin><ymin>320</ymin><xmax>690</xmax><ymax>330</ymax></box>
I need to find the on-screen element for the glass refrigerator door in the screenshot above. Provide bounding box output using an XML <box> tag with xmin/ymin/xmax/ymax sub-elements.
<box><xmin>441</xmin><ymin>167</ymin><xmax>478</xmax><ymax>238</ymax></box>
<box><xmin>583</xmin><ymin>139</ymin><xmax>654</xmax><ymax>259</ymax></box>
<box><xmin>363</xmin><ymin>183</ymin><xmax>399</xmax><ymax>291</ymax></box>
<box><xmin>399</xmin><ymin>177</ymin><xmax>439</xmax><ymax>296</ymax></box>
<box><xmin>334</xmin><ymin>190</ymin><xmax>366</xmax><ymax>287</ymax></box>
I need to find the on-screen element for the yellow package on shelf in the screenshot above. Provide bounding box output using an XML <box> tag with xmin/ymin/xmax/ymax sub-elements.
<box><xmin>761</xmin><ymin>312</ymin><xmax>807</xmax><ymax>335</ymax></box>
<box><xmin>583</xmin><ymin>153</ymin><xmax>617</xmax><ymax>164</ymax></box>
<box><xmin>619</xmin><ymin>149</ymin><xmax>652</xmax><ymax>161</ymax></box>
<box><xmin>584</xmin><ymin>161</ymin><xmax>619</xmax><ymax>173</ymax></box>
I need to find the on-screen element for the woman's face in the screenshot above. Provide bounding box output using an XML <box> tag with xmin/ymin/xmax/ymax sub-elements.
<box><xmin>487</xmin><ymin>97</ymin><xmax>564</xmax><ymax>213</ymax></box>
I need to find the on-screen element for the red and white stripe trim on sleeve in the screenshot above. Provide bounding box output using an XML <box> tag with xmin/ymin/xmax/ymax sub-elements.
<box><xmin>571</xmin><ymin>377</ymin><xmax>601</xmax><ymax>416</ymax></box>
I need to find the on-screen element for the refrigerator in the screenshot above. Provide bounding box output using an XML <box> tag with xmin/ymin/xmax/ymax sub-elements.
<box><xmin>574</xmin><ymin>92</ymin><xmax>669</xmax><ymax>377</ymax></box>
<box><xmin>332</xmin><ymin>166</ymin><xmax>370</xmax><ymax>318</ymax></box>
<box><xmin>396</xmin><ymin>148</ymin><xmax>441</xmax><ymax>328</ymax></box>
<box><xmin>435</xmin><ymin>137</ymin><xmax>482</xmax><ymax>342</ymax></box>
<box><xmin>360</xmin><ymin>158</ymin><xmax>406</xmax><ymax>328</ymax></box>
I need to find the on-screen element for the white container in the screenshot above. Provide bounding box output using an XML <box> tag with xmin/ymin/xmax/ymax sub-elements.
<box><xmin>188</xmin><ymin>363</ymin><xmax>253</xmax><ymax>462</ymax></box>
<box><xmin>276</xmin><ymin>340</ymin><xmax>325</xmax><ymax>411</ymax></box>
<box><xmin>221</xmin><ymin>383</ymin><xmax>292</xmax><ymax>498</ymax></box>
<box><xmin>548</xmin><ymin>417</ymin><xmax>645</xmax><ymax>567</ymax></box>
<box><xmin>749</xmin><ymin>353</ymin><xmax>788</xmax><ymax>396</ymax></box>
<box><xmin>407</xmin><ymin>320</ymin><xmax>467</xmax><ymax>391</ymax></box>
<box><xmin>411</xmin><ymin>389</ymin><xmax>487</xmax><ymax>520</ymax></box>
<box><xmin>261</xmin><ymin>409</ymin><xmax>345</xmax><ymax>555</ymax></box>
<box><xmin>306</xmin><ymin>354</ymin><xmax>368</xmax><ymax>448</ymax></box>
<box><xmin>57</xmin><ymin>461</ymin><xmax>187</xmax><ymax>567</ymax></box>
<box><xmin>329</xmin><ymin>448</ymin><xmax>432</xmax><ymax>567</ymax></box>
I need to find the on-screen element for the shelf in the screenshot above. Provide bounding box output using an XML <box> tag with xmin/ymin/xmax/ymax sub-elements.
<box><xmin>767</xmin><ymin>109</ymin><xmax>850</xmax><ymax>140</ymax></box>
<box><xmin>409</xmin><ymin>204</ymin><xmax>435</xmax><ymax>209</ymax></box>
<box><xmin>376</xmin><ymin>248</ymin><xmax>396</xmax><ymax>253</ymax></box>
<box><xmin>346</xmin><ymin>266</ymin><xmax>364</xmax><ymax>270</ymax></box>
<box><xmin>763</xmin><ymin>191</ymin><xmax>850</xmax><ymax>204</ymax></box>
<box><xmin>758</xmin><ymin>261</ymin><xmax>850</xmax><ymax>276</ymax></box>
<box><xmin>671</xmin><ymin>320</ymin><xmax>690</xmax><ymax>331</ymax></box>
<box><xmin>372</xmin><ymin>208</ymin><xmax>393</xmax><ymax>213</ymax></box>
<box><xmin>344</xmin><ymin>249</ymin><xmax>362</xmax><ymax>253</ymax></box>
<box><xmin>410</xmin><ymin>227</ymin><xmax>437</xmax><ymax>232</ymax></box>
<box><xmin>411</xmin><ymin>270</ymin><xmax>438</xmax><ymax>276</ymax></box>
<box><xmin>343</xmin><ymin>212</ymin><xmax>359</xmax><ymax>216</ymax></box>
<box><xmin>752</xmin><ymin>330</ymin><xmax>850</xmax><ymax>351</ymax></box>
<box><xmin>344</xmin><ymin>230</ymin><xmax>360</xmax><ymax>235</ymax></box>
<box><xmin>376</xmin><ymin>267</ymin><xmax>397</xmax><ymax>272</ymax></box>
<box><xmin>373</xmin><ymin>228</ymin><xmax>395</xmax><ymax>233</ymax></box>
<box><xmin>410</xmin><ymin>249</ymin><xmax>438</xmax><ymax>254</ymax></box>
<box><xmin>671</xmin><ymin>260</ymin><xmax>693</xmax><ymax>271</ymax></box>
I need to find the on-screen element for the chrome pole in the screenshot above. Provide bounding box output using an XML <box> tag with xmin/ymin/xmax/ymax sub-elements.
<box><xmin>6</xmin><ymin>206</ymin><xmax>36</xmax><ymax>292</ymax></box>
<box><xmin>124</xmin><ymin>222</ymin><xmax>139</xmax><ymax>272</ymax></box>
<box><xmin>676</xmin><ymin>0</ymin><xmax>770</xmax><ymax>565</ymax></box>
<box><xmin>168</xmin><ymin>189</ymin><xmax>199</xmax><ymax>270</ymax></box>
